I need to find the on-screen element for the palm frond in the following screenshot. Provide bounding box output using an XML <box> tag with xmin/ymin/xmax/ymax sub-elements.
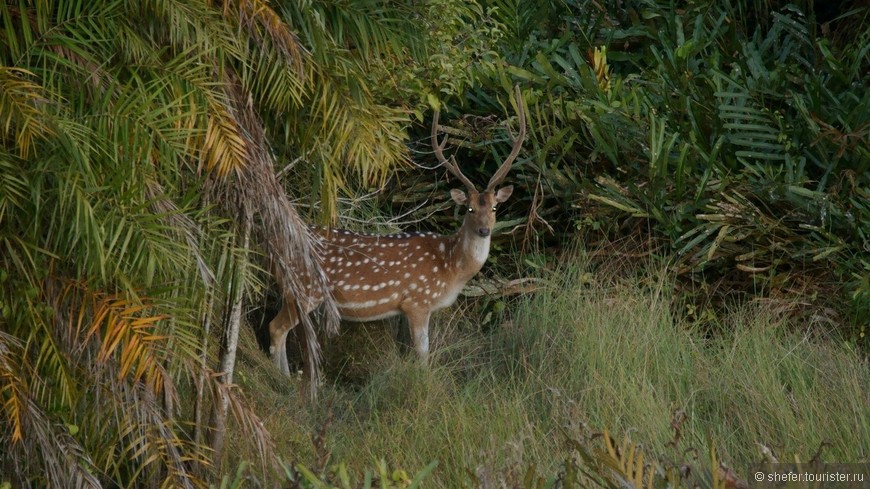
<box><xmin>202</xmin><ymin>100</ymin><xmax>248</xmax><ymax>176</ymax></box>
<box><xmin>0</xmin><ymin>330</ymin><xmax>100</xmax><ymax>487</ymax></box>
<box><xmin>0</xmin><ymin>331</ymin><xmax>26</xmax><ymax>443</ymax></box>
<box><xmin>207</xmin><ymin>71</ymin><xmax>340</xmax><ymax>396</ymax></box>
<box><xmin>715</xmin><ymin>73</ymin><xmax>788</xmax><ymax>162</ymax></box>
<box><xmin>83</xmin><ymin>294</ymin><xmax>166</xmax><ymax>386</ymax></box>
<box><xmin>295</xmin><ymin>73</ymin><xmax>410</xmax><ymax>220</ymax></box>
<box><xmin>18</xmin><ymin>396</ymin><xmax>101</xmax><ymax>488</ymax></box>
<box><xmin>146</xmin><ymin>179</ymin><xmax>215</xmax><ymax>286</ymax></box>
<box><xmin>226</xmin><ymin>0</ymin><xmax>307</xmax><ymax>72</ymax></box>
<box><xmin>0</xmin><ymin>67</ymin><xmax>55</xmax><ymax>158</ymax></box>
<box><xmin>280</xmin><ymin>0</ymin><xmax>422</xmax><ymax>66</ymax></box>
<box><xmin>0</xmin><ymin>150</ymin><xmax>29</xmax><ymax>224</ymax></box>
<box><xmin>107</xmin><ymin>378</ymin><xmax>202</xmax><ymax>489</ymax></box>
<box><xmin>0</xmin><ymin>0</ymin><xmax>437</xmax><ymax>483</ymax></box>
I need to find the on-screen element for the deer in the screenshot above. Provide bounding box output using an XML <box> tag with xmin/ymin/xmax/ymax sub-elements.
<box><xmin>268</xmin><ymin>87</ymin><xmax>526</xmax><ymax>376</ymax></box>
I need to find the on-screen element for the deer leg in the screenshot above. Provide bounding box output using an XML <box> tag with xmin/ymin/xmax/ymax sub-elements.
<box><xmin>270</xmin><ymin>296</ymin><xmax>326</xmax><ymax>379</ymax></box>
<box><xmin>268</xmin><ymin>304</ymin><xmax>297</xmax><ymax>375</ymax></box>
<box><xmin>403</xmin><ymin>308</ymin><xmax>432</xmax><ymax>364</ymax></box>
<box><xmin>298</xmin><ymin>328</ymin><xmax>313</xmax><ymax>398</ymax></box>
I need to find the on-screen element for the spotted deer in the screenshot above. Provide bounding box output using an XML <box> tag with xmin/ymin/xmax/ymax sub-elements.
<box><xmin>269</xmin><ymin>88</ymin><xmax>526</xmax><ymax>375</ymax></box>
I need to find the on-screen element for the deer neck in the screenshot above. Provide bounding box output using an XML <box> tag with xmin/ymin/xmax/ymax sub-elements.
<box><xmin>448</xmin><ymin>220</ymin><xmax>491</xmax><ymax>280</ymax></box>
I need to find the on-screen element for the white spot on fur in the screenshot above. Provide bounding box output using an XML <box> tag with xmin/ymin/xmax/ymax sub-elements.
<box><xmin>341</xmin><ymin>299</ymin><xmax>377</xmax><ymax>309</ymax></box>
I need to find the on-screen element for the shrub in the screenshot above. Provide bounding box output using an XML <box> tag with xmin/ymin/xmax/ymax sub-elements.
<box><xmin>397</xmin><ymin>0</ymin><xmax>868</xmax><ymax>331</ymax></box>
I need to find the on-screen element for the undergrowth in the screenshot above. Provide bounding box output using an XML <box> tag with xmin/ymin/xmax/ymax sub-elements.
<box><xmin>226</xmin><ymin>258</ymin><xmax>868</xmax><ymax>487</ymax></box>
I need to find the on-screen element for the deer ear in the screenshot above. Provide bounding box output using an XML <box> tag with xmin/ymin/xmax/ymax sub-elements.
<box><xmin>494</xmin><ymin>185</ymin><xmax>513</xmax><ymax>203</ymax></box>
<box><xmin>450</xmin><ymin>188</ymin><xmax>468</xmax><ymax>205</ymax></box>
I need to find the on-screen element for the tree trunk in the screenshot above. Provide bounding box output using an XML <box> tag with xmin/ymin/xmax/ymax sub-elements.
<box><xmin>208</xmin><ymin>217</ymin><xmax>250</xmax><ymax>465</ymax></box>
<box><xmin>193</xmin><ymin>289</ymin><xmax>214</xmax><ymax>447</ymax></box>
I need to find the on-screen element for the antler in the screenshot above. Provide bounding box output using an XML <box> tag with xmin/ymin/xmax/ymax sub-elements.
<box><xmin>432</xmin><ymin>108</ymin><xmax>477</xmax><ymax>191</ymax></box>
<box><xmin>486</xmin><ymin>85</ymin><xmax>526</xmax><ymax>191</ymax></box>
<box><xmin>432</xmin><ymin>109</ymin><xmax>476</xmax><ymax>191</ymax></box>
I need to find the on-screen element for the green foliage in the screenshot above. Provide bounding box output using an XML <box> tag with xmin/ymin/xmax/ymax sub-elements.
<box><xmin>415</xmin><ymin>0</ymin><xmax>504</xmax><ymax>107</ymax></box>
<box><xmin>282</xmin><ymin>459</ymin><xmax>438</xmax><ymax>489</ymax></box>
<box><xmin>212</xmin><ymin>459</ymin><xmax>438</xmax><ymax>489</ymax></box>
<box><xmin>276</xmin><ymin>0</ymin><xmax>504</xmax><ymax>221</ymax></box>
<box><xmin>2</xmin><ymin>0</ymin><xmax>866</xmax><ymax>485</ymax></box>
<box><xmin>0</xmin><ymin>0</ymin><xmax>364</xmax><ymax>485</ymax></box>
<box><xmin>426</xmin><ymin>0</ymin><xmax>869</xmax><ymax>326</ymax></box>
<box><xmin>0</xmin><ymin>0</ymin><xmax>516</xmax><ymax>484</ymax></box>
<box><xmin>506</xmin><ymin>431</ymin><xmax>743</xmax><ymax>489</ymax></box>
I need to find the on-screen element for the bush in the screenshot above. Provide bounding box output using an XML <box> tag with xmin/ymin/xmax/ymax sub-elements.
<box><xmin>396</xmin><ymin>0</ymin><xmax>869</xmax><ymax>333</ymax></box>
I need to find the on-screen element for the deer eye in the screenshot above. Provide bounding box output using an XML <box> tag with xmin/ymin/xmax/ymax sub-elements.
<box><xmin>467</xmin><ymin>207</ymin><xmax>474</xmax><ymax>213</ymax></box>
<box><xmin>492</xmin><ymin>206</ymin><xmax>497</xmax><ymax>212</ymax></box>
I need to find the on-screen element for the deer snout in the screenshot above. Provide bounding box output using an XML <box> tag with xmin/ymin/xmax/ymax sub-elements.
<box><xmin>477</xmin><ymin>227</ymin><xmax>491</xmax><ymax>237</ymax></box>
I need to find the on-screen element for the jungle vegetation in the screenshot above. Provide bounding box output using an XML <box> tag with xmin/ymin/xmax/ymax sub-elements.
<box><xmin>0</xmin><ymin>0</ymin><xmax>866</xmax><ymax>487</ymax></box>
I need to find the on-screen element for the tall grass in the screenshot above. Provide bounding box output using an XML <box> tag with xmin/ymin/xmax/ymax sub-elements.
<box><xmin>229</xmin><ymin>259</ymin><xmax>869</xmax><ymax>486</ymax></box>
